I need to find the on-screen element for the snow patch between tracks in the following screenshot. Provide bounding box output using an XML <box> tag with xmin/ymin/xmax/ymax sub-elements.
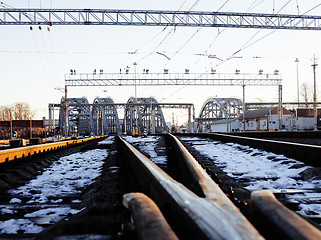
<box><xmin>124</xmin><ymin>136</ymin><xmax>167</xmax><ymax>164</ymax></box>
<box><xmin>0</xmin><ymin>147</ymin><xmax>108</xmax><ymax>234</ymax></box>
<box><xmin>180</xmin><ymin>137</ymin><xmax>321</xmax><ymax>216</ymax></box>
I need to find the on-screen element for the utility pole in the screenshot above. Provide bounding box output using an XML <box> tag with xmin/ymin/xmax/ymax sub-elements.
<box><xmin>312</xmin><ymin>55</ymin><xmax>318</xmax><ymax>131</ymax></box>
<box><xmin>133</xmin><ymin>62</ymin><xmax>137</xmax><ymax>101</ymax></box>
<box><xmin>295</xmin><ymin>58</ymin><xmax>300</xmax><ymax>107</ymax></box>
<box><xmin>133</xmin><ymin>62</ymin><xmax>138</xmax><ymax>135</ymax></box>
<box><xmin>64</xmin><ymin>85</ymin><xmax>68</xmax><ymax>137</ymax></box>
<box><xmin>10</xmin><ymin>111</ymin><xmax>12</xmax><ymax>140</ymax></box>
<box><xmin>30</xmin><ymin>118</ymin><xmax>32</xmax><ymax>139</ymax></box>
<box><xmin>242</xmin><ymin>84</ymin><xmax>246</xmax><ymax>132</ymax></box>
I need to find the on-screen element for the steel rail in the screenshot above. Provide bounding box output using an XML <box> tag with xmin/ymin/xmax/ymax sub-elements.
<box><xmin>0</xmin><ymin>136</ymin><xmax>106</xmax><ymax>164</ymax></box>
<box><xmin>251</xmin><ymin>190</ymin><xmax>321</xmax><ymax>240</ymax></box>
<box><xmin>123</xmin><ymin>192</ymin><xmax>179</xmax><ymax>240</ymax></box>
<box><xmin>0</xmin><ymin>9</ymin><xmax>321</xmax><ymax>30</ymax></box>
<box><xmin>189</xmin><ymin>133</ymin><xmax>321</xmax><ymax>167</ymax></box>
<box><xmin>118</xmin><ymin>136</ymin><xmax>263</xmax><ymax>240</ymax></box>
<box><xmin>168</xmin><ymin>133</ymin><xmax>231</xmax><ymax>201</ymax></box>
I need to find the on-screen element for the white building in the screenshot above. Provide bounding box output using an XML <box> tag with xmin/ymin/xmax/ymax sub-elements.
<box><xmin>209</xmin><ymin>107</ymin><xmax>295</xmax><ymax>132</ymax></box>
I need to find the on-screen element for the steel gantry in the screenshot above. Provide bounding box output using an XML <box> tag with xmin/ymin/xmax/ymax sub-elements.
<box><xmin>65</xmin><ymin>72</ymin><xmax>282</xmax><ymax>87</ymax></box>
<box><xmin>1</xmin><ymin>9</ymin><xmax>321</xmax><ymax>30</ymax></box>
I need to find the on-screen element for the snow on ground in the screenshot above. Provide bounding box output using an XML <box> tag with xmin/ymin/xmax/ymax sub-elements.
<box><xmin>123</xmin><ymin>136</ymin><xmax>167</xmax><ymax>164</ymax></box>
<box><xmin>98</xmin><ymin>136</ymin><xmax>115</xmax><ymax>145</ymax></box>
<box><xmin>0</xmin><ymin>147</ymin><xmax>108</xmax><ymax>234</ymax></box>
<box><xmin>179</xmin><ymin>136</ymin><xmax>321</xmax><ymax>214</ymax></box>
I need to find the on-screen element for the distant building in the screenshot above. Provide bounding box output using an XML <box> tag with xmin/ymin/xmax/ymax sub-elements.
<box><xmin>241</xmin><ymin>107</ymin><xmax>294</xmax><ymax>131</ymax></box>
<box><xmin>210</xmin><ymin>119</ymin><xmax>240</xmax><ymax>132</ymax></box>
<box><xmin>209</xmin><ymin>107</ymin><xmax>294</xmax><ymax>132</ymax></box>
<box><xmin>295</xmin><ymin>108</ymin><xmax>321</xmax><ymax>130</ymax></box>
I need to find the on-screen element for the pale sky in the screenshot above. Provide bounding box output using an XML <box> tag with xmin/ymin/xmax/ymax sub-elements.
<box><xmin>1</xmin><ymin>0</ymin><xmax>321</xmax><ymax>124</ymax></box>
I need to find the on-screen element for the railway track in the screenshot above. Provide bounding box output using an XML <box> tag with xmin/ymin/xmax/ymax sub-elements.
<box><xmin>0</xmin><ymin>134</ymin><xmax>319</xmax><ymax>239</ymax></box>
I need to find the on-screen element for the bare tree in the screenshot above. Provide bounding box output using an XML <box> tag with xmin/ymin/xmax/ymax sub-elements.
<box><xmin>0</xmin><ymin>103</ymin><xmax>35</xmax><ymax>121</ymax></box>
<box><xmin>13</xmin><ymin>103</ymin><xmax>24</xmax><ymax>120</ymax></box>
<box><xmin>300</xmin><ymin>82</ymin><xmax>313</xmax><ymax>107</ymax></box>
<box><xmin>13</xmin><ymin>103</ymin><xmax>35</xmax><ymax>120</ymax></box>
<box><xmin>0</xmin><ymin>106</ymin><xmax>13</xmax><ymax>121</ymax></box>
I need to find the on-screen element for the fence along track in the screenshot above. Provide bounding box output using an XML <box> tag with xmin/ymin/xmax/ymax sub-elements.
<box><xmin>118</xmin><ymin>135</ymin><xmax>263</xmax><ymax>240</ymax></box>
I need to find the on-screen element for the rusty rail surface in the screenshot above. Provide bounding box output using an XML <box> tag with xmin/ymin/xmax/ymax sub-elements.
<box><xmin>118</xmin><ymin>136</ymin><xmax>263</xmax><ymax>240</ymax></box>
<box><xmin>123</xmin><ymin>192</ymin><xmax>179</xmax><ymax>240</ymax></box>
<box><xmin>0</xmin><ymin>136</ymin><xmax>106</xmax><ymax>164</ymax></box>
<box><xmin>251</xmin><ymin>190</ymin><xmax>321</xmax><ymax>240</ymax></box>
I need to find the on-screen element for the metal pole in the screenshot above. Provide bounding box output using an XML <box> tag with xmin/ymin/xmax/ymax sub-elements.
<box><xmin>193</xmin><ymin>106</ymin><xmax>196</xmax><ymax>133</ymax></box>
<box><xmin>188</xmin><ymin>107</ymin><xmax>191</xmax><ymax>133</ymax></box>
<box><xmin>96</xmin><ymin>109</ymin><xmax>99</xmax><ymax>136</ymax></box>
<box><xmin>295</xmin><ymin>58</ymin><xmax>300</xmax><ymax>106</ymax></box>
<box><xmin>278</xmin><ymin>85</ymin><xmax>283</xmax><ymax>130</ymax></box>
<box><xmin>49</xmin><ymin>104</ymin><xmax>52</xmax><ymax>135</ymax></box>
<box><xmin>10</xmin><ymin>112</ymin><xmax>12</xmax><ymax>140</ymax></box>
<box><xmin>243</xmin><ymin>84</ymin><xmax>246</xmax><ymax>132</ymax></box>
<box><xmin>64</xmin><ymin>85</ymin><xmax>68</xmax><ymax>136</ymax></box>
<box><xmin>134</xmin><ymin>62</ymin><xmax>137</xmax><ymax>100</ymax></box>
<box><xmin>53</xmin><ymin>106</ymin><xmax>55</xmax><ymax>137</ymax></box>
<box><xmin>152</xmin><ymin>107</ymin><xmax>155</xmax><ymax>134</ymax></box>
<box><xmin>312</xmin><ymin>56</ymin><xmax>318</xmax><ymax>131</ymax></box>
<box><xmin>30</xmin><ymin>119</ymin><xmax>32</xmax><ymax>139</ymax></box>
<box><xmin>101</xmin><ymin>110</ymin><xmax>104</xmax><ymax>135</ymax></box>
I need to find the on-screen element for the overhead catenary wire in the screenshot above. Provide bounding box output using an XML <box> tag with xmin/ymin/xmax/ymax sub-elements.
<box><xmin>30</xmin><ymin>27</ymin><xmax>51</xmax><ymax>83</ymax></box>
<box><xmin>246</xmin><ymin>0</ymin><xmax>265</xmax><ymax>13</ymax></box>
<box><xmin>132</xmin><ymin>0</ymin><xmax>189</xmax><ymax>55</ymax></box>
<box><xmin>188</xmin><ymin>0</ymin><xmax>200</xmax><ymax>11</ymax></box>
<box><xmin>189</xmin><ymin>0</ymin><xmax>264</xmax><ymax>71</ymax></box>
<box><xmin>277</xmin><ymin>0</ymin><xmax>292</xmax><ymax>13</ymax></box>
<box><xmin>137</xmin><ymin>27</ymin><xmax>177</xmax><ymax>63</ymax></box>
<box><xmin>301</xmin><ymin>3</ymin><xmax>321</xmax><ymax>15</ymax></box>
<box><xmin>214</xmin><ymin>0</ymin><xmax>296</xmax><ymax>68</ymax></box>
<box><xmin>132</xmin><ymin>27</ymin><xmax>168</xmax><ymax>54</ymax></box>
<box><xmin>128</xmin><ymin>0</ymin><xmax>190</xmax><ymax>66</ymax></box>
<box><xmin>161</xmin><ymin>0</ymin><xmax>202</xmax><ymax>67</ymax></box>
<box><xmin>217</xmin><ymin>0</ymin><xmax>230</xmax><ymax>12</ymax></box>
<box><xmin>164</xmin><ymin>27</ymin><xmax>202</xmax><ymax>67</ymax></box>
<box><xmin>295</xmin><ymin>0</ymin><xmax>300</xmax><ymax>14</ymax></box>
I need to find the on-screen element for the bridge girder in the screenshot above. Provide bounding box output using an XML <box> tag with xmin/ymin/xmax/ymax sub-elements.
<box><xmin>59</xmin><ymin>97</ymin><xmax>94</xmax><ymax>135</ymax></box>
<box><xmin>0</xmin><ymin>9</ymin><xmax>321</xmax><ymax>30</ymax></box>
<box><xmin>124</xmin><ymin>97</ymin><xmax>167</xmax><ymax>135</ymax></box>
<box><xmin>197</xmin><ymin>98</ymin><xmax>243</xmax><ymax>132</ymax></box>
<box><xmin>93</xmin><ymin>98</ymin><xmax>121</xmax><ymax>135</ymax></box>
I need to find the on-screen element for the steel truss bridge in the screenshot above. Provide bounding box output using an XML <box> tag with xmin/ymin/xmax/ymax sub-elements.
<box><xmin>48</xmin><ymin>98</ymin><xmax>194</xmax><ymax>136</ymax></box>
<box><xmin>197</xmin><ymin>98</ymin><xmax>244</xmax><ymax>132</ymax></box>
<box><xmin>1</xmin><ymin>9</ymin><xmax>321</xmax><ymax>30</ymax></box>
<box><xmin>64</xmin><ymin>72</ymin><xmax>282</xmax><ymax>132</ymax></box>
